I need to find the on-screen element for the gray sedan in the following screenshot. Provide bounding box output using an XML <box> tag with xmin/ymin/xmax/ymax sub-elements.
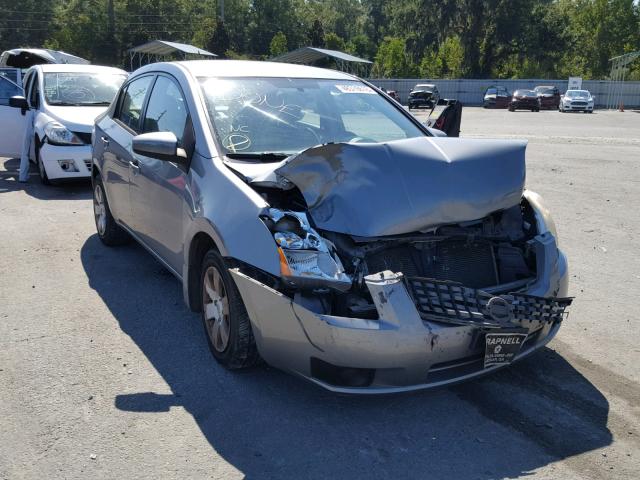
<box><xmin>91</xmin><ymin>60</ymin><xmax>571</xmax><ymax>393</ymax></box>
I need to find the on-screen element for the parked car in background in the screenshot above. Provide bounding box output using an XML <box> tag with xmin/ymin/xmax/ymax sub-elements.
<box><xmin>559</xmin><ymin>89</ymin><xmax>594</xmax><ymax>113</ymax></box>
<box><xmin>509</xmin><ymin>89</ymin><xmax>541</xmax><ymax>112</ymax></box>
<box><xmin>408</xmin><ymin>83</ymin><xmax>439</xmax><ymax>109</ymax></box>
<box><xmin>0</xmin><ymin>48</ymin><xmax>89</xmax><ymax>69</ymax></box>
<box><xmin>483</xmin><ymin>85</ymin><xmax>511</xmax><ymax>108</ymax></box>
<box><xmin>0</xmin><ymin>64</ymin><xmax>127</xmax><ymax>184</ymax></box>
<box><xmin>386</xmin><ymin>89</ymin><xmax>400</xmax><ymax>102</ymax></box>
<box><xmin>91</xmin><ymin>60</ymin><xmax>570</xmax><ymax>393</ymax></box>
<box><xmin>534</xmin><ymin>85</ymin><xmax>561</xmax><ymax>109</ymax></box>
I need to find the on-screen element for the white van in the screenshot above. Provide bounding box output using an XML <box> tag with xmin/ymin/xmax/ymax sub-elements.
<box><xmin>0</xmin><ymin>64</ymin><xmax>127</xmax><ymax>183</ymax></box>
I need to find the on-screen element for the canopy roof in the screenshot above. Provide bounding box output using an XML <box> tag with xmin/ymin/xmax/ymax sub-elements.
<box><xmin>127</xmin><ymin>40</ymin><xmax>216</xmax><ymax>57</ymax></box>
<box><xmin>271</xmin><ymin>47</ymin><xmax>371</xmax><ymax>65</ymax></box>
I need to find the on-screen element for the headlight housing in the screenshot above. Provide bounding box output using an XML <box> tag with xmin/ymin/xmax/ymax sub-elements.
<box><xmin>44</xmin><ymin>121</ymin><xmax>83</xmax><ymax>146</ymax></box>
<box><xmin>262</xmin><ymin>208</ymin><xmax>352</xmax><ymax>291</ymax></box>
<box><xmin>523</xmin><ymin>190</ymin><xmax>559</xmax><ymax>245</ymax></box>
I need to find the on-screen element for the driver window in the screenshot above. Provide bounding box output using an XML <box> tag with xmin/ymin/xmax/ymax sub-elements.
<box><xmin>116</xmin><ymin>75</ymin><xmax>153</xmax><ymax>132</ymax></box>
<box><xmin>142</xmin><ymin>76</ymin><xmax>188</xmax><ymax>143</ymax></box>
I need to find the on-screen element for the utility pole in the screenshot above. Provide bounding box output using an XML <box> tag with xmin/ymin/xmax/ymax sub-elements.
<box><xmin>107</xmin><ymin>0</ymin><xmax>116</xmax><ymax>65</ymax></box>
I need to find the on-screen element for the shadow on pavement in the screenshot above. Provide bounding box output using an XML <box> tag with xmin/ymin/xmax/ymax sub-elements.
<box><xmin>0</xmin><ymin>158</ymin><xmax>91</xmax><ymax>200</ymax></box>
<box><xmin>81</xmin><ymin>234</ymin><xmax>612</xmax><ymax>479</ymax></box>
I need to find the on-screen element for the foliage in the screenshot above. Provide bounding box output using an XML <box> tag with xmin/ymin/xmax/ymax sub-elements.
<box><xmin>0</xmin><ymin>0</ymin><xmax>638</xmax><ymax>79</ymax></box>
<box><xmin>269</xmin><ymin>31</ymin><xmax>288</xmax><ymax>57</ymax></box>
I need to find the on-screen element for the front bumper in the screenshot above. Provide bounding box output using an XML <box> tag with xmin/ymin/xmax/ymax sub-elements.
<box><xmin>511</xmin><ymin>101</ymin><xmax>539</xmax><ymax>109</ymax></box>
<box><xmin>39</xmin><ymin>143</ymin><xmax>92</xmax><ymax>180</ymax></box>
<box><xmin>408</xmin><ymin>99</ymin><xmax>434</xmax><ymax>108</ymax></box>
<box><xmin>563</xmin><ymin>103</ymin><xmax>594</xmax><ymax>111</ymax></box>
<box><xmin>231</xmin><ymin>232</ymin><xmax>569</xmax><ymax>394</ymax></box>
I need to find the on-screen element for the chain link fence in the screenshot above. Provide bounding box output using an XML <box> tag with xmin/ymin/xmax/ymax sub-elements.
<box><xmin>368</xmin><ymin>78</ymin><xmax>640</xmax><ymax>108</ymax></box>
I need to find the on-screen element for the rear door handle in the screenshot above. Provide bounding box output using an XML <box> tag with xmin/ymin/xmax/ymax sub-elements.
<box><xmin>129</xmin><ymin>159</ymin><xmax>139</xmax><ymax>169</ymax></box>
<box><xmin>100</xmin><ymin>136</ymin><xmax>109</xmax><ymax>145</ymax></box>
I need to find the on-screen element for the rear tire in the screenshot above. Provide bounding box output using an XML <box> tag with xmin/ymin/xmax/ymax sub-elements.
<box><xmin>200</xmin><ymin>250</ymin><xmax>260</xmax><ymax>369</ymax></box>
<box><xmin>93</xmin><ymin>174</ymin><xmax>130</xmax><ymax>246</ymax></box>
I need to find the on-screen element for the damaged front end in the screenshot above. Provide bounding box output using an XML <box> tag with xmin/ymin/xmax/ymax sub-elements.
<box><xmin>226</xmin><ymin>137</ymin><xmax>571</xmax><ymax>392</ymax></box>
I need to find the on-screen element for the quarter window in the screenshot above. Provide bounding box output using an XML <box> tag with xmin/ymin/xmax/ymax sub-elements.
<box><xmin>142</xmin><ymin>76</ymin><xmax>188</xmax><ymax>143</ymax></box>
<box><xmin>116</xmin><ymin>75</ymin><xmax>153</xmax><ymax>132</ymax></box>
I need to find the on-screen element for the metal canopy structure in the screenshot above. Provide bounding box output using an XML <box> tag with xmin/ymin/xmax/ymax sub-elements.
<box><xmin>605</xmin><ymin>51</ymin><xmax>640</xmax><ymax>109</ymax></box>
<box><xmin>271</xmin><ymin>47</ymin><xmax>372</xmax><ymax>75</ymax></box>
<box><xmin>127</xmin><ymin>40</ymin><xmax>216</xmax><ymax>70</ymax></box>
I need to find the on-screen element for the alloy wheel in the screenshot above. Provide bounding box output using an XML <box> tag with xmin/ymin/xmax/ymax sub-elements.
<box><xmin>93</xmin><ymin>184</ymin><xmax>107</xmax><ymax>236</ymax></box>
<box><xmin>202</xmin><ymin>266</ymin><xmax>231</xmax><ymax>353</ymax></box>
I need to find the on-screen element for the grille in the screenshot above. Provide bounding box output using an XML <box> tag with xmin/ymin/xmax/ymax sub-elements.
<box><xmin>365</xmin><ymin>240</ymin><xmax>498</xmax><ymax>289</ymax></box>
<box><xmin>571</xmin><ymin>101</ymin><xmax>587</xmax><ymax>106</ymax></box>
<box><xmin>405</xmin><ymin>276</ymin><xmax>572</xmax><ymax>327</ymax></box>
<box><xmin>72</xmin><ymin>131</ymin><xmax>92</xmax><ymax>144</ymax></box>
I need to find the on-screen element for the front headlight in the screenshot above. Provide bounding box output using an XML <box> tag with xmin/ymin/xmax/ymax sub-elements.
<box><xmin>44</xmin><ymin>121</ymin><xmax>83</xmax><ymax>146</ymax></box>
<box><xmin>523</xmin><ymin>190</ymin><xmax>559</xmax><ymax>245</ymax></box>
<box><xmin>263</xmin><ymin>208</ymin><xmax>352</xmax><ymax>291</ymax></box>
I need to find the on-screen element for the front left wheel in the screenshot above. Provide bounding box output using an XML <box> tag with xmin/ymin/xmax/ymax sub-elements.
<box><xmin>200</xmin><ymin>250</ymin><xmax>260</xmax><ymax>369</ymax></box>
<box><xmin>35</xmin><ymin>142</ymin><xmax>51</xmax><ymax>185</ymax></box>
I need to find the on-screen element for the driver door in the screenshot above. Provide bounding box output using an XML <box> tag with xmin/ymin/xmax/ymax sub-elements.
<box><xmin>0</xmin><ymin>71</ymin><xmax>27</xmax><ymax>158</ymax></box>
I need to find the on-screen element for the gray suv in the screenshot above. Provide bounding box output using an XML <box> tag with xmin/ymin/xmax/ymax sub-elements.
<box><xmin>92</xmin><ymin>60</ymin><xmax>570</xmax><ymax>393</ymax></box>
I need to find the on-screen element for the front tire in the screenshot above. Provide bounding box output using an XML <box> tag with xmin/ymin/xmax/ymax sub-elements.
<box><xmin>36</xmin><ymin>142</ymin><xmax>51</xmax><ymax>185</ymax></box>
<box><xmin>200</xmin><ymin>250</ymin><xmax>260</xmax><ymax>369</ymax></box>
<box><xmin>93</xmin><ymin>174</ymin><xmax>130</xmax><ymax>246</ymax></box>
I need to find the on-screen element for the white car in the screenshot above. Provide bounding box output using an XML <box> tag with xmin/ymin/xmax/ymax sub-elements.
<box><xmin>0</xmin><ymin>64</ymin><xmax>127</xmax><ymax>183</ymax></box>
<box><xmin>559</xmin><ymin>89</ymin><xmax>594</xmax><ymax>113</ymax></box>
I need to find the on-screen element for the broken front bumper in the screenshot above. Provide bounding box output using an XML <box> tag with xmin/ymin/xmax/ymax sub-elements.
<box><xmin>231</xmin><ymin>232</ymin><xmax>569</xmax><ymax>394</ymax></box>
<box><xmin>39</xmin><ymin>143</ymin><xmax>92</xmax><ymax>180</ymax></box>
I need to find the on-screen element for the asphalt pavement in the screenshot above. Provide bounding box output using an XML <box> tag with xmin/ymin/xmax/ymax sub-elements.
<box><xmin>1</xmin><ymin>107</ymin><xmax>639</xmax><ymax>479</ymax></box>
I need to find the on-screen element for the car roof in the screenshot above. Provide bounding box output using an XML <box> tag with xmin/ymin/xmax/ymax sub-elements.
<box><xmin>535</xmin><ymin>85</ymin><xmax>555</xmax><ymax>88</ymax></box>
<box><xmin>415</xmin><ymin>83</ymin><xmax>435</xmax><ymax>88</ymax></box>
<box><xmin>35</xmin><ymin>64</ymin><xmax>127</xmax><ymax>74</ymax></box>
<box><xmin>147</xmin><ymin>60</ymin><xmax>357</xmax><ymax>80</ymax></box>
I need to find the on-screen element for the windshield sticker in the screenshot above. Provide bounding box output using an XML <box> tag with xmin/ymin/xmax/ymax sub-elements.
<box><xmin>335</xmin><ymin>84</ymin><xmax>376</xmax><ymax>94</ymax></box>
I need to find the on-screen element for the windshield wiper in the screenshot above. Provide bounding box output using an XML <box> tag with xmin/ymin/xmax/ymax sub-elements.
<box><xmin>225</xmin><ymin>152</ymin><xmax>290</xmax><ymax>162</ymax></box>
<box><xmin>48</xmin><ymin>101</ymin><xmax>110</xmax><ymax>106</ymax></box>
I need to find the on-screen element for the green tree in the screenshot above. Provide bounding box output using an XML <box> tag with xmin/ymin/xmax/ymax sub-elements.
<box><xmin>269</xmin><ymin>31</ymin><xmax>288</xmax><ymax>56</ymax></box>
<box><xmin>324</xmin><ymin>32</ymin><xmax>346</xmax><ymax>51</ymax></box>
<box><xmin>373</xmin><ymin>36</ymin><xmax>417</xmax><ymax>77</ymax></box>
<box><xmin>308</xmin><ymin>19</ymin><xmax>325</xmax><ymax>47</ymax></box>
<box><xmin>207</xmin><ymin>19</ymin><xmax>230</xmax><ymax>57</ymax></box>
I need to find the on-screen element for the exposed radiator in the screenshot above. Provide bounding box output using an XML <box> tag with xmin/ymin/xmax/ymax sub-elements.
<box><xmin>365</xmin><ymin>239</ymin><xmax>498</xmax><ymax>289</ymax></box>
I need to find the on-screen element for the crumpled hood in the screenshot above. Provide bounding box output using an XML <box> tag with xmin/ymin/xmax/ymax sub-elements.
<box><xmin>46</xmin><ymin>105</ymin><xmax>107</xmax><ymax>132</ymax></box>
<box><xmin>273</xmin><ymin>137</ymin><xmax>527</xmax><ymax>237</ymax></box>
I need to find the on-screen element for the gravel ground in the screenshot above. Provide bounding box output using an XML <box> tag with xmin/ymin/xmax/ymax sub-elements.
<box><xmin>1</xmin><ymin>107</ymin><xmax>639</xmax><ymax>480</ymax></box>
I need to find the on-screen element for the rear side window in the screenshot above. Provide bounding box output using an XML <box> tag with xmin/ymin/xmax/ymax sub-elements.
<box><xmin>0</xmin><ymin>76</ymin><xmax>22</xmax><ymax>106</ymax></box>
<box><xmin>116</xmin><ymin>75</ymin><xmax>152</xmax><ymax>132</ymax></box>
<box><xmin>142</xmin><ymin>76</ymin><xmax>188</xmax><ymax>143</ymax></box>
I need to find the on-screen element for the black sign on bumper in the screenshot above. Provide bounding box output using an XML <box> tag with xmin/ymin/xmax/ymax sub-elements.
<box><xmin>484</xmin><ymin>332</ymin><xmax>528</xmax><ymax>368</ymax></box>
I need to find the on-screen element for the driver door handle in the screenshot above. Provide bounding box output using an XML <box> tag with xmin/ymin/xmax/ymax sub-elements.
<box><xmin>129</xmin><ymin>159</ymin><xmax>139</xmax><ymax>169</ymax></box>
<box><xmin>100</xmin><ymin>136</ymin><xmax>109</xmax><ymax>145</ymax></box>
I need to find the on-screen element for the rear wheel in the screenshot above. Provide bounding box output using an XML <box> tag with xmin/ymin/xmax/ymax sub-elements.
<box><xmin>200</xmin><ymin>250</ymin><xmax>260</xmax><ymax>369</ymax></box>
<box><xmin>93</xmin><ymin>174</ymin><xmax>130</xmax><ymax>246</ymax></box>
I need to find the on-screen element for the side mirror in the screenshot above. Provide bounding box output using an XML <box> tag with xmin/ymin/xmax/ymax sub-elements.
<box><xmin>9</xmin><ymin>95</ymin><xmax>29</xmax><ymax>115</ymax></box>
<box><xmin>132</xmin><ymin>131</ymin><xmax>187</xmax><ymax>164</ymax></box>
